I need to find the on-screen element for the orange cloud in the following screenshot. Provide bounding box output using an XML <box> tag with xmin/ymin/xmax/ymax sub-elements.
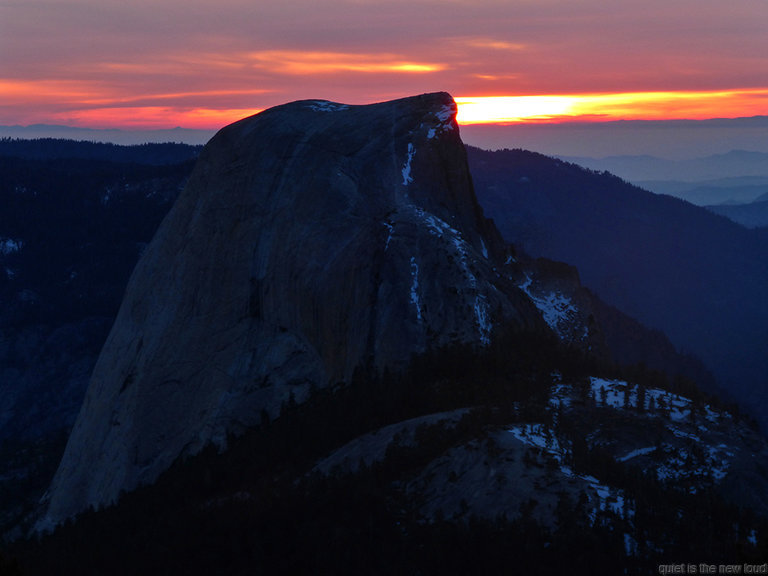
<box><xmin>457</xmin><ymin>38</ymin><xmax>527</xmax><ymax>51</ymax></box>
<box><xmin>77</xmin><ymin>89</ymin><xmax>272</xmax><ymax>107</ymax></box>
<box><xmin>0</xmin><ymin>77</ymin><xmax>269</xmax><ymax>128</ymax></box>
<box><xmin>50</xmin><ymin>106</ymin><xmax>264</xmax><ymax>130</ymax></box>
<box><xmin>5</xmin><ymin>72</ymin><xmax>768</xmax><ymax>132</ymax></box>
<box><xmin>245</xmin><ymin>50</ymin><xmax>446</xmax><ymax>75</ymax></box>
<box><xmin>0</xmin><ymin>79</ymin><xmax>104</xmax><ymax>104</ymax></box>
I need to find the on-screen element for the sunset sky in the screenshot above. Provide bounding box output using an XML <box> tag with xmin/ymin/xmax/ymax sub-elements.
<box><xmin>2</xmin><ymin>0</ymin><xmax>767</xmax><ymax>130</ymax></box>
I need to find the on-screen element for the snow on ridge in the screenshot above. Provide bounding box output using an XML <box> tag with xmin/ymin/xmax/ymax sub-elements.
<box><xmin>548</xmin><ymin>383</ymin><xmax>572</xmax><ymax>409</ymax></box>
<box><xmin>410</xmin><ymin>208</ymin><xmax>472</xmax><ymax>284</ymax></box>
<box><xmin>410</xmin><ymin>206</ymin><xmax>492</xmax><ymax>343</ymax></box>
<box><xmin>508</xmin><ymin>423</ymin><xmax>630</xmax><ymax>523</ymax></box>
<box><xmin>655</xmin><ymin>441</ymin><xmax>733</xmax><ymax>485</ymax></box>
<box><xmin>508</xmin><ymin>424</ymin><xmax>566</xmax><ymax>462</ymax></box>
<box><xmin>587</xmin><ymin>378</ymin><xmax>735</xmax><ymax>484</ymax></box>
<box><xmin>519</xmin><ymin>274</ymin><xmax>579</xmax><ymax>340</ymax></box>
<box><xmin>543</xmin><ymin>378</ymin><xmax>743</xmax><ymax>524</ymax></box>
<box><xmin>588</xmin><ymin>479</ymin><xmax>627</xmax><ymax>518</ymax></box>
<box><xmin>425</xmin><ymin>103</ymin><xmax>457</xmax><ymax>138</ymax></box>
<box><xmin>532</xmin><ymin>292</ymin><xmax>577</xmax><ymax>337</ymax></box>
<box><xmin>590</xmin><ymin>377</ymin><xmax>630</xmax><ymax>409</ymax></box>
<box><xmin>402</xmin><ymin>143</ymin><xmax>415</xmax><ymax>185</ymax></box>
<box><xmin>306</xmin><ymin>101</ymin><xmax>350</xmax><ymax>112</ymax></box>
<box><xmin>435</xmin><ymin>103</ymin><xmax>457</xmax><ymax>129</ymax></box>
<box><xmin>667</xmin><ymin>425</ymin><xmax>700</xmax><ymax>443</ymax></box>
<box><xmin>590</xmin><ymin>377</ymin><xmax>697</xmax><ymax>420</ymax></box>
<box><xmin>617</xmin><ymin>446</ymin><xmax>656</xmax><ymax>463</ymax></box>
<box><xmin>0</xmin><ymin>238</ymin><xmax>23</xmax><ymax>256</ymax></box>
<box><xmin>749</xmin><ymin>530</ymin><xmax>758</xmax><ymax>546</ymax></box>
<box><xmin>413</xmin><ymin>206</ymin><xmax>460</xmax><ymax>241</ymax></box>
<box><xmin>625</xmin><ymin>533</ymin><xmax>639</xmax><ymax>557</ymax></box>
<box><xmin>474</xmin><ymin>293</ymin><xmax>491</xmax><ymax>345</ymax></box>
<box><xmin>708</xmin><ymin>444</ymin><xmax>734</xmax><ymax>481</ymax></box>
<box><xmin>409</xmin><ymin>256</ymin><xmax>423</xmax><ymax>322</ymax></box>
<box><xmin>647</xmin><ymin>388</ymin><xmax>692</xmax><ymax>421</ymax></box>
<box><xmin>382</xmin><ymin>221</ymin><xmax>394</xmax><ymax>251</ymax></box>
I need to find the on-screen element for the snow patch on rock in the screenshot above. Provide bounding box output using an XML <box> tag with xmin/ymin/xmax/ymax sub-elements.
<box><xmin>0</xmin><ymin>238</ymin><xmax>23</xmax><ymax>256</ymax></box>
<box><xmin>411</xmin><ymin>206</ymin><xmax>492</xmax><ymax>343</ymax></box>
<box><xmin>617</xmin><ymin>446</ymin><xmax>656</xmax><ymax>463</ymax></box>
<box><xmin>409</xmin><ymin>256</ymin><xmax>423</xmax><ymax>322</ymax></box>
<box><xmin>402</xmin><ymin>143</ymin><xmax>415</xmax><ymax>185</ymax></box>
<box><xmin>508</xmin><ymin>423</ymin><xmax>631</xmax><ymax>524</ymax></box>
<box><xmin>519</xmin><ymin>274</ymin><xmax>579</xmax><ymax>340</ymax></box>
<box><xmin>306</xmin><ymin>101</ymin><xmax>349</xmax><ymax>113</ymax></box>
<box><xmin>382</xmin><ymin>221</ymin><xmax>394</xmax><ymax>251</ymax></box>
<box><xmin>587</xmin><ymin>377</ymin><xmax>736</xmax><ymax>484</ymax></box>
<box><xmin>435</xmin><ymin>103</ymin><xmax>457</xmax><ymax>131</ymax></box>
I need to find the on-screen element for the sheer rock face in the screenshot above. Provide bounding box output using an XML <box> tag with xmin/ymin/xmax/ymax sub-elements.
<box><xmin>39</xmin><ymin>92</ymin><xmax>543</xmax><ymax>528</ymax></box>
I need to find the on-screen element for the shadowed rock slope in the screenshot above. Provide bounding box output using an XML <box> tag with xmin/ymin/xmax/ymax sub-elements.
<box><xmin>39</xmin><ymin>93</ymin><xmax>546</xmax><ymax>528</ymax></box>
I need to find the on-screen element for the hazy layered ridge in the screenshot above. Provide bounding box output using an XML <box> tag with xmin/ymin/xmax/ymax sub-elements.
<box><xmin>469</xmin><ymin>146</ymin><xmax>768</xmax><ymax>426</ymax></box>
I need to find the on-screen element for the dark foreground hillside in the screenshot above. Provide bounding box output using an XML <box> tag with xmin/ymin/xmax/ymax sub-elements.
<box><xmin>9</xmin><ymin>333</ymin><xmax>768</xmax><ymax>575</ymax></box>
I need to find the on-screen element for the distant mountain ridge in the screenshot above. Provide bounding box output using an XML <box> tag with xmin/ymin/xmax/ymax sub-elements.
<box><xmin>560</xmin><ymin>150</ymin><xmax>768</xmax><ymax>217</ymax></box>
<box><xmin>561</xmin><ymin>149</ymin><xmax>768</xmax><ymax>185</ymax></box>
<box><xmin>460</xmin><ymin>116</ymin><xmax>768</xmax><ymax>161</ymax></box>
<box><xmin>706</xmin><ymin>198</ymin><xmax>768</xmax><ymax>229</ymax></box>
<box><xmin>0</xmin><ymin>137</ymin><xmax>202</xmax><ymax>165</ymax></box>
<box><xmin>469</xmin><ymin>146</ymin><xmax>768</xmax><ymax>427</ymax></box>
<box><xmin>0</xmin><ymin>125</ymin><xmax>215</xmax><ymax>146</ymax></box>
<box><xmin>639</xmin><ymin>176</ymin><xmax>768</xmax><ymax>207</ymax></box>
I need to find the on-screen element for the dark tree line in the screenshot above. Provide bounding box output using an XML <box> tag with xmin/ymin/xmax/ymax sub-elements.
<box><xmin>0</xmin><ymin>138</ymin><xmax>201</xmax><ymax>165</ymax></box>
<box><xmin>6</xmin><ymin>329</ymin><xmax>766</xmax><ymax>575</ymax></box>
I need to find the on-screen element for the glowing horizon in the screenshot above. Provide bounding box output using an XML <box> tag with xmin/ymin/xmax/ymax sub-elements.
<box><xmin>454</xmin><ymin>89</ymin><xmax>768</xmax><ymax>125</ymax></box>
<box><xmin>3</xmin><ymin>1</ymin><xmax>767</xmax><ymax>133</ymax></box>
<box><xmin>4</xmin><ymin>87</ymin><xmax>768</xmax><ymax>132</ymax></box>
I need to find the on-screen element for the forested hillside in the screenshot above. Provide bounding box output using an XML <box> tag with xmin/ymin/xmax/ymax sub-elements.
<box><xmin>0</xmin><ymin>139</ymin><xmax>198</xmax><ymax>538</ymax></box>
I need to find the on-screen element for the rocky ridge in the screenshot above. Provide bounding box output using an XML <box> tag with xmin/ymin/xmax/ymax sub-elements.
<box><xmin>313</xmin><ymin>372</ymin><xmax>768</xmax><ymax>532</ymax></box>
<box><xmin>38</xmin><ymin>93</ymin><xmax>550</xmax><ymax>528</ymax></box>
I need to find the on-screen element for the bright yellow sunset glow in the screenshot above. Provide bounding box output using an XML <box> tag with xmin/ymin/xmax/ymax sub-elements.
<box><xmin>42</xmin><ymin>88</ymin><xmax>768</xmax><ymax>130</ymax></box>
<box><xmin>455</xmin><ymin>96</ymin><xmax>574</xmax><ymax>123</ymax></box>
<box><xmin>455</xmin><ymin>89</ymin><xmax>768</xmax><ymax>124</ymax></box>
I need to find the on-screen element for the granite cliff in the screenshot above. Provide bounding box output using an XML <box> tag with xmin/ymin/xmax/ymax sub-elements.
<box><xmin>39</xmin><ymin>93</ymin><xmax>550</xmax><ymax>527</ymax></box>
<box><xmin>19</xmin><ymin>96</ymin><xmax>768</xmax><ymax>573</ymax></box>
